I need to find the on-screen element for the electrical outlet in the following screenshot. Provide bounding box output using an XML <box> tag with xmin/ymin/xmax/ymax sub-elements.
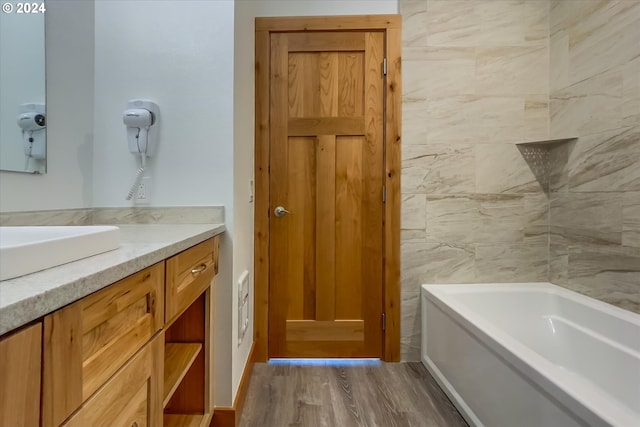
<box><xmin>136</xmin><ymin>176</ymin><xmax>151</xmax><ymax>204</ymax></box>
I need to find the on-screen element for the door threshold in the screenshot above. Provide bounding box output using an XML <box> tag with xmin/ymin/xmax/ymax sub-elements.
<box><xmin>268</xmin><ymin>358</ymin><xmax>381</xmax><ymax>366</ymax></box>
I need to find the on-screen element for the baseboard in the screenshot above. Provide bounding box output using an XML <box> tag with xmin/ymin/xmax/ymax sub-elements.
<box><xmin>210</xmin><ymin>341</ymin><xmax>256</xmax><ymax>427</ymax></box>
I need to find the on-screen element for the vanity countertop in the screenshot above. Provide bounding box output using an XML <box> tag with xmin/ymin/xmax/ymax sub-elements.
<box><xmin>0</xmin><ymin>223</ymin><xmax>225</xmax><ymax>335</ymax></box>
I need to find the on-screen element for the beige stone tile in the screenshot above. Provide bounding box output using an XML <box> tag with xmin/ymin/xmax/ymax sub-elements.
<box><xmin>401</xmin><ymin>241</ymin><xmax>475</xmax><ymax>290</ymax></box>
<box><xmin>549</xmin><ymin>192</ymin><xmax>570</xmax><ymax>227</ymax></box>
<box><xmin>425</xmin><ymin>96</ymin><xmax>477</xmax><ymax>141</ymax></box>
<box><xmin>476</xmin><ymin>195</ymin><xmax>525</xmax><ymax>243</ymax></box>
<box><xmin>474</xmin><ymin>0</ymin><xmax>550</xmax><ymax>47</ymax></box>
<box><xmin>476</xmin><ymin>46</ymin><xmax>548</xmax><ymax>96</ymax></box>
<box><xmin>427</xmin><ymin>194</ymin><xmax>524</xmax><ymax>243</ymax></box>
<box><xmin>475</xmin><ymin>243</ymin><xmax>548</xmax><ymax>282</ymax></box>
<box><xmin>402</xmin><ymin>144</ymin><xmax>475</xmax><ymax>194</ymax></box>
<box><xmin>401</xmin><ymin>1</ymin><xmax>429</xmax><ymax>47</ymax></box>
<box><xmin>477</xmin><ymin>0</ymin><xmax>526</xmax><ymax>45</ymax></box>
<box><xmin>549</xmin><ymin>235</ymin><xmax>569</xmax><ymax>284</ymax></box>
<box><xmin>567</xmin><ymin>1</ymin><xmax>640</xmax><ymax>85</ymax></box>
<box><xmin>425</xmin><ymin>56</ymin><xmax>477</xmax><ymax>97</ymax></box>
<box><xmin>549</xmin><ymin>210</ymin><xmax>569</xmax><ymax>287</ymax></box>
<box><xmin>476</xmin><ymin>144</ymin><xmax>544</xmax><ymax>193</ymax></box>
<box><xmin>524</xmin><ymin>225</ymin><xmax>550</xmax><ymax>246</ymax></box>
<box><xmin>622</xmin><ymin>57</ymin><xmax>640</xmax><ymax>128</ymax></box>
<box><xmin>426</xmin><ymin>195</ymin><xmax>478</xmax><ymax>243</ymax></box>
<box><xmin>524</xmin><ymin>0</ymin><xmax>551</xmax><ymax>44</ymax></box>
<box><xmin>623</xmin><ymin>191</ymin><xmax>640</xmax><ymax>248</ymax></box>
<box><xmin>568</xmin><ymin>126</ymin><xmax>640</xmax><ymax>192</ymax></box>
<box><xmin>402</xmin><ymin>58</ymin><xmax>430</xmax><ymax>100</ymax></box>
<box><xmin>400</xmin><ymin>292</ymin><xmax>421</xmax><ymax>361</ymax></box>
<box><xmin>550</xmin><ymin>0</ymin><xmax>602</xmax><ymax>36</ymax></box>
<box><xmin>551</xmin><ymin>192</ymin><xmax>623</xmax><ymax>245</ymax></box>
<box><xmin>565</xmin><ymin>242</ymin><xmax>640</xmax><ymax>314</ymax></box>
<box><xmin>402</xmin><ymin>229</ymin><xmax>427</xmax><ymax>242</ymax></box>
<box><xmin>550</xmin><ymin>192</ymin><xmax>621</xmax><ymax>230</ymax></box>
<box><xmin>402</xmin><ymin>99</ymin><xmax>429</xmax><ymax>145</ymax></box>
<box><xmin>550</xmin><ymin>68</ymin><xmax>624</xmax><ymax>137</ymax></box>
<box><xmin>425</xmin><ymin>0</ymin><xmax>480</xmax><ymax>47</ymax></box>
<box><xmin>550</xmin><ymin>223</ymin><xmax>569</xmax><ymax>256</ymax></box>
<box><xmin>523</xmin><ymin>95</ymin><xmax>550</xmax><ymax>142</ymax></box>
<box><xmin>403</xmin><ymin>46</ymin><xmax>476</xmax><ymax>62</ymax></box>
<box><xmin>401</xmin><ymin>194</ymin><xmax>427</xmax><ymax>241</ymax></box>
<box><xmin>426</xmin><ymin>96</ymin><xmax>524</xmax><ymax>142</ymax></box>
<box><xmin>550</xmin><ymin>30</ymin><xmax>569</xmax><ymax>92</ymax></box>
<box><xmin>524</xmin><ymin>192</ymin><xmax>550</xmax><ymax>244</ymax></box>
<box><xmin>471</xmin><ymin>97</ymin><xmax>527</xmax><ymax>142</ymax></box>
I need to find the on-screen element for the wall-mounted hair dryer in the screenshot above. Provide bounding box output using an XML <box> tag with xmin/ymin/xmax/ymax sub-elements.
<box><xmin>123</xmin><ymin>99</ymin><xmax>159</xmax><ymax>156</ymax></box>
<box><xmin>123</xmin><ymin>99</ymin><xmax>159</xmax><ymax>201</ymax></box>
<box><xmin>17</xmin><ymin>103</ymin><xmax>46</xmax><ymax>160</ymax></box>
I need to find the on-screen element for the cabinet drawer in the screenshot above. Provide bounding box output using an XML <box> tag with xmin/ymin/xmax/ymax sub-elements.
<box><xmin>43</xmin><ymin>262</ymin><xmax>164</xmax><ymax>427</ymax></box>
<box><xmin>0</xmin><ymin>323</ymin><xmax>41</xmax><ymax>427</ymax></box>
<box><xmin>166</xmin><ymin>237</ymin><xmax>219</xmax><ymax>324</ymax></box>
<box><xmin>62</xmin><ymin>333</ymin><xmax>163</xmax><ymax>427</ymax></box>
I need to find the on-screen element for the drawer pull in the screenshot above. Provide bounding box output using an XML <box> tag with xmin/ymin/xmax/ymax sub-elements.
<box><xmin>191</xmin><ymin>264</ymin><xmax>208</xmax><ymax>274</ymax></box>
<box><xmin>132</xmin><ymin>423</ymin><xmax>138</xmax><ymax>427</ymax></box>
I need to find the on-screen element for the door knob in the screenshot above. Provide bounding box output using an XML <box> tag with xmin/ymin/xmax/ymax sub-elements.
<box><xmin>274</xmin><ymin>206</ymin><xmax>290</xmax><ymax>217</ymax></box>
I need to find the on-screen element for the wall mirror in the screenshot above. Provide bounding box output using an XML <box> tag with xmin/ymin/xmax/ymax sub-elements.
<box><xmin>0</xmin><ymin>2</ymin><xmax>47</xmax><ymax>174</ymax></box>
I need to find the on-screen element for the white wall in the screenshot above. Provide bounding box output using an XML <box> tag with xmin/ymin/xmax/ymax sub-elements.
<box><xmin>92</xmin><ymin>0</ymin><xmax>236</xmax><ymax>406</ymax></box>
<box><xmin>230</xmin><ymin>0</ymin><xmax>398</xmax><ymax>403</ymax></box>
<box><xmin>0</xmin><ymin>0</ymin><xmax>94</xmax><ymax>212</ymax></box>
<box><xmin>92</xmin><ymin>0</ymin><xmax>234</xmax><ymax>210</ymax></box>
<box><xmin>232</xmin><ymin>0</ymin><xmax>256</xmax><ymax>406</ymax></box>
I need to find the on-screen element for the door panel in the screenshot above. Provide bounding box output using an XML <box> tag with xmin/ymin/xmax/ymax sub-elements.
<box><xmin>269</xmin><ymin>31</ymin><xmax>384</xmax><ymax>358</ymax></box>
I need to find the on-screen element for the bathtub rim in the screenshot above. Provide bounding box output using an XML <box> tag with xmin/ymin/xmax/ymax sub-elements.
<box><xmin>421</xmin><ymin>282</ymin><xmax>640</xmax><ymax>427</ymax></box>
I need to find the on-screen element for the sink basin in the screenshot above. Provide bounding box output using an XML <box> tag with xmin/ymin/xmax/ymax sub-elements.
<box><xmin>0</xmin><ymin>226</ymin><xmax>120</xmax><ymax>280</ymax></box>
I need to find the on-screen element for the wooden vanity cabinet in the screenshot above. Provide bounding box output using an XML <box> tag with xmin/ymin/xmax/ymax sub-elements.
<box><xmin>164</xmin><ymin>237</ymin><xmax>219</xmax><ymax>426</ymax></box>
<box><xmin>166</xmin><ymin>238</ymin><xmax>218</xmax><ymax>325</ymax></box>
<box><xmin>43</xmin><ymin>262</ymin><xmax>164</xmax><ymax>427</ymax></box>
<box><xmin>0</xmin><ymin>323</ymin><xmax>42</xmax><ymax>427</ymax></box>
<box><xmin>39</xmin><ymin>234</ymin><xmax>219</xmax><ymax>427</ymax></box>
<box><xmin>61</xmin><ymin>334</ymin><xmax>163</xmax><ymax>427</ymax></box>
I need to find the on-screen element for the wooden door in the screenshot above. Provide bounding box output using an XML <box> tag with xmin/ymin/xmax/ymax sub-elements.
<box><xmin>269</xmin><ymin>31</ymin><xmax>385</xmax><ymax>358</ymax></box>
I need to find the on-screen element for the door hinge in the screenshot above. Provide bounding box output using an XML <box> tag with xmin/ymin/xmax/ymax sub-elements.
<box><xmin>383</xmin><ymin>58</ymin><xmax>388</xmax><ymax>76</ymax></box>
<box><xmin>382</xmin><ymin>313</ymin><xmax>386</xmax><ymax>331</ymax></box>
<box><xmin>382</xmin><ymin>185</ymin><xmax>387</xmax><ymax>203</ymax></box>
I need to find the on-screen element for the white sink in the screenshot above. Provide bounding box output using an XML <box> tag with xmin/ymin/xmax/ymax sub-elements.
<box><xmin>0</xmin><ymin>226</ymin><xmax>120</xmax><ymax>280</ymax></box>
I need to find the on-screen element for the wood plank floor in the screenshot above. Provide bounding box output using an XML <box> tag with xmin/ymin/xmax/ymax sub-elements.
<box><xmin>239</xmin><ymin>361</ymin><xmax>469</xmax><ymax>427</ymax></box>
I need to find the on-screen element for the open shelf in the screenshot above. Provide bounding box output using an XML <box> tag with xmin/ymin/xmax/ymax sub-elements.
<box><xmin>164</xmin><ymin>343</ymin><xmax>202</xmax><ymax>407</ymax></box>
<box><xmin>163</xmin><ymin>413</ymin><xmax>205</xmax><ymax>427</ymax></box>
<box><xmin>516</xmin><ymin>136</ymin><xmax>577</xmax><ymax>146</ymax></box>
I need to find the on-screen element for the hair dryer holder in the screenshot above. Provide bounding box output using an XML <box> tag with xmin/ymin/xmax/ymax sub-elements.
<box><xmin>123</xmin><ymin>99</ymin><xmax>159</xmax><ymax>157</ymax></box>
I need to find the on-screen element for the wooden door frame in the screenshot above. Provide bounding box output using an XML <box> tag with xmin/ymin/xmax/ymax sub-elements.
<box><xmin>254</xmin><ymin>15</ymin><xmax>401</xmax><ymax>362</ymax></box>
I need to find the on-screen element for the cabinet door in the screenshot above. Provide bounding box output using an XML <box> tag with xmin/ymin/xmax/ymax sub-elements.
<box><xmin>166</xmin><ymin>237</ymin><xmax>218</xmax><ymax>325</ymax></box>
<box><xmin>0</xmin><ymin>323</ymin><xmax>42</xmax><ymax>427</ymax></box>
<box><xmin>43</xmin><ymin>263</ymin><xmax>164</xmax><ymax>427</ymax></box>
<box><xmin>62</xmin><ymin>333</ymin><xmax>163</xmax><ymax>427</ymax></box>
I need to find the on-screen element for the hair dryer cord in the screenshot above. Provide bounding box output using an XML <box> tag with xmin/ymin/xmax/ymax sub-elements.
<box><xmin>125</xmin><ymin>154</ymin><xmax>147</xmax><ymax>200</ymax></box>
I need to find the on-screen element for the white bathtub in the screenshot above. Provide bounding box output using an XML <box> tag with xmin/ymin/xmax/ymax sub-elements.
<box><xmin>421</xmin><ymin>283</ymin><xmax>640</xmax><ymax>427</ymax></box>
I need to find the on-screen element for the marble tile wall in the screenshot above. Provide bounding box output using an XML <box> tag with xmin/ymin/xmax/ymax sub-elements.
<box><xmin>400</xmin><ymin>0</ymin><xmax>551</xmax><ymax>360</ymax></box>
<box><xmin>549</xmin><ymin>0</ymin><xmax>640</xmax><ymax>314</ymax></box>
